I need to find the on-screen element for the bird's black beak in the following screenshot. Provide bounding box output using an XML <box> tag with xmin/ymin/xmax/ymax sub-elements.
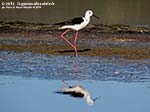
<box><xmin>93</xmin><ymin>96</ymin><xmax>101</xmax><ymax>102</ymax></box>
<box><xmin>93</xmin><ymin>14</ymin><xmax>100</xmax><ymax>19</ymax></box>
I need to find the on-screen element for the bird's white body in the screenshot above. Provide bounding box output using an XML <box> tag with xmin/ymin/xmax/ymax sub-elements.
<box><xmin>59</xmin><ymin>17</ymin><xmax>90</xmax><ymax>31</ymax></box>
<box><xmin>63</xmin><ymin>85</ymin><xmax>94</xmax><ymax>105</ymax></box>
<box><xmin>59</xmin><ymin>10</ymin><xmax>93</xmax><ymax>31</ymax></box>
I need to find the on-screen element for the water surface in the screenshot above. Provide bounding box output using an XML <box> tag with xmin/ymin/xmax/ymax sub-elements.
<box><xmin>0</xmin><ymin>51</ymin><xmax>150</xmax><ymax>112</ymax></box>
<box><xmin>0</xmin><ymin>51</ymin><xmax>150</xmax><ymax>82</ymax></box>
<box><xmin>0</xmin><ymin>76</ymin><xmax>150</xmax><ymax>112</ymax></box>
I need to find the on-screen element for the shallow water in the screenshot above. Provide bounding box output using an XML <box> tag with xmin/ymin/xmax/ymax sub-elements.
<box><xmin>0</xmin><ymin>51</ymin><xmax>150</xmax><ymax>112</ymax></box>
<box><xmin>0</xmin><ymin>76</ymin><xmax>150</xmax><ymax>112</ymax></box>
<box><xmin>0</xmin><ymin>51</ymin><xmax>150</xmax><ymax>82</ymax></box>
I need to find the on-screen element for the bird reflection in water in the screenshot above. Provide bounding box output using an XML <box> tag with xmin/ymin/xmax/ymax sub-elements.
<box><xmin>55</xmin><ymin>80</ymin><xmax>100</xmax><ymax>106</ymax></box>
<box><xmin>55</xmin><ymin>56</ymin><xmax>100</xmax><ymax>105</ymax></box>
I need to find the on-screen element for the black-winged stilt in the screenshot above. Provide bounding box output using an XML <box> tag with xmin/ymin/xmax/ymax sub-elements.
<box><xmin>53</xmin><ymin>10</ymin><xmax>99</xmax><ymax>57</ymax></box>
<box><xmin>55</xmin><ymin>80</ymin><xmax>100</xmax><ymax>105</ymax></box>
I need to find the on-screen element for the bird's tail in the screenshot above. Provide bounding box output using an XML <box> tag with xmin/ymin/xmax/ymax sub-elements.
<box><xmin>58</xmin><ymin>26</ymin><xmax>69</xmax><ymax>30</ymax></box>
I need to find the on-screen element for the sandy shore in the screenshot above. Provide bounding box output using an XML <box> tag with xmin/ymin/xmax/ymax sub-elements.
<box><xmin>0</xmin><ymin>21</ymin><xmax>150</xmax><ymax>59</ymax></box>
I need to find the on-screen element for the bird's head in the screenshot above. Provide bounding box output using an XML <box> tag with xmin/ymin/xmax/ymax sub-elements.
<box><xmin>85</xmin><ymin>10</ymin><xmax>93</xmax><ymax>17</ymax></box>
<box><xmin>85</xmin><ymin>96</ymin><xmax>94</xmax><ymax>106</ymax></box>
<box><xmin>85</xmin><ymin>95</ymin><xmax>101</xmax><ymax>106</ymax></box>
<box><xmin>85</xmin><ymin>10</ymin><xmax>99</xmax><ymax>19</ymax></box>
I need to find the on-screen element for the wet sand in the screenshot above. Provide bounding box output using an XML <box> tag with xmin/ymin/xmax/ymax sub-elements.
<box><xmin>0</xmin><ymin>21</ymin><xmax>150</xmax><ymax>59</ymax></box>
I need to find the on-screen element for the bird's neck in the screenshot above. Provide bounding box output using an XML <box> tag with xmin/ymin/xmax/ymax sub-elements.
<box><xmin>85</xmin><ymin>96</ymin><xmax>94</xmax><ymax>105</ymax></box>
<box><xmin>85</xmin><ymin>14</ymin><xmax>91</xmax><ymax>19</ymax></box>
<box><xmin>84</xmin><ymin>16</ymin><xmax>90</xmax><ymax>22</ymax></box>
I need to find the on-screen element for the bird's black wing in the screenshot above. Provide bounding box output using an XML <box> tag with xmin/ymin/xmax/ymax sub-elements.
<box><xmin>70</xmin><ymin>92</ymin><xmax>84</xmax><ymax>98</ymax></box>
<box><xmin>70</xmin><ymin>17</ymin><xmax>84</xmax><ymax>25</ymax></box>
<box><xmin>55</xmin><ymin>91</ymin><xmax>84</xmax><ymax>98</ymax></box>
<box><xmin>52</xmin><ymin>17</ymin><xmax>84</xmax><ymax>25</ymax></box>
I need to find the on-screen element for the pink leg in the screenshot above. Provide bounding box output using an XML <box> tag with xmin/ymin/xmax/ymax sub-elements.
<box><xmin>60</xmin><ymin>29</ymin><xmax>78</xmax><ymax>57</ymax></box>
<box><xmin>74</xmin><ymin>47</ymin><xmax>78</xmax><ymax>57</ymax></box>
<box><xmin>74</xmin><ymin>30</ymin><xmax>79</xmax><ymax>46</ymax></box>
<box><xmin>61</xmin><ymin>80</ymin><xmax>70</xmax><ymax>87</ymax></box>
<box><xmin>73</xmin><ymin>31</ymin><xmax>79</xmax><ymax>57</ymax></box>
<box><xmin>60</xmin><ymin>29</ymin><xmax>74</xmax><ymax>48</ymax></box>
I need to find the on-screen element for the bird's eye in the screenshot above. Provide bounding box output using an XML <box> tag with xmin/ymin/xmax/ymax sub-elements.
<box><xmin>88</xmin><ymin>11</ymin><xmax>93</xmax><ymax>15</ymax></box>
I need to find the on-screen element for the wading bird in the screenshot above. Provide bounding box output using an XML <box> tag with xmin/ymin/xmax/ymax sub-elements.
<box><xmin>55</xmin><ymin>80</ymin><xmax>100</xmax><ymax>105</ymax></box>
<box><xmin>53</xmin><ymin>10</ymin><xmax>99</xmax><ymax>57</ymax></box>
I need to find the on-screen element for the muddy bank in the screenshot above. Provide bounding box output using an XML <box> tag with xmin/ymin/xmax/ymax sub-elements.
<box><xmin>0</xmin><ymin>21</ymin><xmax>150</xmax><ymax>33</ymax></box>
<box><xmin>0</xmin><ymin>44</ymin><xmax>150</xmax><ymax>59</ymax></box>
<box><xmin>0</xmin><ymin>21</ymin><xmax>150</xmax><ymax>59</ymax></box>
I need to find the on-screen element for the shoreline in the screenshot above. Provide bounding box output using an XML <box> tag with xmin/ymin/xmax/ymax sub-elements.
<box><xmin>0</xmin><ymin>21</ymin><xmax>150</xmax><ymax>59</ymax></box>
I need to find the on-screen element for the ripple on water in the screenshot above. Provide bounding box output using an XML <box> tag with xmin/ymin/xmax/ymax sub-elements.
<box><xmin>0</xmin><ymin>51</ymin><xmax>150</xmax><ymax>82</ymax></box>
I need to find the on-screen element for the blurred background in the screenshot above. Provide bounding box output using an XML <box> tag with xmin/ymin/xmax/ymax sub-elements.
<box><xmin>0</xmin><ymin>0</ymin><xmax>150</xmax><ymax>25</ymax></box>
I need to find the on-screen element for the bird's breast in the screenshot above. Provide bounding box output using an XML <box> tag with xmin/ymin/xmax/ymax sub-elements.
<box><xmin>77</xmin><ymin>19</ymin><xmax>89</xmax><ymax>30</ymax></box>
